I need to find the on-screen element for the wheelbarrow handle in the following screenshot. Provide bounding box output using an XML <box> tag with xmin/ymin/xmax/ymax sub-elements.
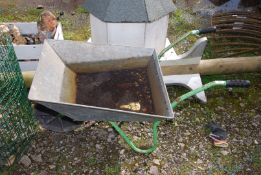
<box><xmin>198</xmin><ymin>26</ymin><xmax>216</xmax><ymax>35</ymax></box>
<box><xmin>158</xmin><ymin>27</ymin><xmax>216</xmax><ymax>59</ymax></box>
<box><xmin>226</xmin><ymin>80</ymin><xmax>250</xmax><ymax>88</ymax></box>
<box><xmin>171</xmin><ymin>80</ymin><xmax>250</xmax><ymax>109</ymax></box>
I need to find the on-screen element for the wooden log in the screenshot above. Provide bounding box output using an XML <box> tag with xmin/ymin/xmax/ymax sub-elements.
<box><xmin>22</xmin><ymin>56</ymin><xmax>261</xmax><ymax>88</ymax></box>
<box><xmin>162</xmin><ymin>56</ymin><xmax>261</xmax><ymax>75</ymax></box>
<box><xmin>22</xmin><ymin>71</ymin><xmax>34</xmax><ymax>88</ymax></box>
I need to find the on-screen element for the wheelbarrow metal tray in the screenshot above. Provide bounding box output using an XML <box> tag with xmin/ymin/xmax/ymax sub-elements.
<box><xmin>29</xmin><ymin>40</ymin><xmax>173</xmax><ymax>122</ymax></box>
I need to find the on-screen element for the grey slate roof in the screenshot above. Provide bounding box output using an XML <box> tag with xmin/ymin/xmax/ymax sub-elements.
<box><xmin>83</xmin><ymin>0</ymin><xmax>176</xmax><ymax>23</ymax></box>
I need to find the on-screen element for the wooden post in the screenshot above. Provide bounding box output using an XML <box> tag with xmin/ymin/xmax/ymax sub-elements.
<box><xmin>23</xmin><ymin>56</ymin><xmax>261</xmax><ymax>88</ymax></box>
<box><xmin>22</xmin><ymin>71</ymin><xmax>34</xmax><ymax>88</ymax></box>
<box><xmin>162</xmin><ymin>56</ymin><xmax>261</xmax><ymax>75</ymax></box>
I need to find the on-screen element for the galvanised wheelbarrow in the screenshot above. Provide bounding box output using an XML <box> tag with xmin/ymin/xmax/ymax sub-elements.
<box><xmin>29</xmin><ymin>40</ymin><xmax>250</xmax><ymax>154</ymax></box>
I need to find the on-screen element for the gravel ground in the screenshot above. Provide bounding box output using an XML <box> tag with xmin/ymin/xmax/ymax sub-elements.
<box><xmin>1</xmin><ymin>1</ymin><xmax>260</xmax><ymax>174</ymax></box>
<box><xmin>12</xmin><ymin>73</ymin><xmax>261</xmax><ymax>175</ymax></box>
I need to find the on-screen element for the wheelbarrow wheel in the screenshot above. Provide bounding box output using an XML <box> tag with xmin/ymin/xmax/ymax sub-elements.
<box><xmin>34</xmin><ymin>104</ymin><xmax>82</xmax><ymax>132</ymax></box>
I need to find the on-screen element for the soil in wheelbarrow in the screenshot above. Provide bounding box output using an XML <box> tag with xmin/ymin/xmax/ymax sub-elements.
<box><xmin>76</xmin><ymin>68</ymin><xmax>155</xmax><ymax>114</ymax></box>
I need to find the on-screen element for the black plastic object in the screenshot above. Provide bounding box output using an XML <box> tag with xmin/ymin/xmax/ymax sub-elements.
<box><xmin>206</xmin><ymin>122</ymin><xmax>228</xmax><ymax>140</ymax></box>
<box><xmin>226</xmin><ymin>80</ymin><xmax>250</xmax><ymax>88</ymax></box>
<box><xmin>35</xmin><ymin>105</ymin><xmax>82</xmax><ymax>132</ymax></box>
<box><xmin>198</xmin><ymin>27</ymin><xmax>216</xmax><ymax>34</ymax></box>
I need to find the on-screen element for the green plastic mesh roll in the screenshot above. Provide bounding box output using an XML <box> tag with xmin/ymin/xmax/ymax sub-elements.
<box><xmin>0</xmin><ymin>33</ymin><xmax>37</xmax><ymax>168</ymax></box>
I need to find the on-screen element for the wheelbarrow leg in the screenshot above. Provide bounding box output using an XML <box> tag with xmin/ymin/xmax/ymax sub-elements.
<box><xmin>109</xmin><ymin>120</ymin><xmax>160</xmax><ymax>154</ymax></box>
<box><xmin>160</xmin><ymin>37</ymin><xmax>208</xmax><ymax>103</ymax></box>
<box><xmin>163</xmin><ymin>74</ymin><xmax>207</xmax><ymax>103</ymax></box>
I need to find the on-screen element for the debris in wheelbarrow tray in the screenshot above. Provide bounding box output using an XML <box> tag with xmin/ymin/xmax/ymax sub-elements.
<box><xmin>76</xmin><ymin>68</ymin><xmax>155</xmax><ymax>114</ymax></box>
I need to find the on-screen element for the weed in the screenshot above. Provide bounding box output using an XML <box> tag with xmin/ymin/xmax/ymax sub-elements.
<box><xmin>251</xmin><ymin>149</ymin><xmax>261</xmax><ymax>172</ymax></box>
<box><xmin>0</xmin><ymin>8</ymin><xmax>43</xmax><ymax>22</ymax></box>
<box><xmin>104</xmin><ymin>163</ymin><xmax>120</xmax><ymax>175</ymax></box>
<box><xmin>85</xmin><ymin>157</ymin><xmax>97</xmax><ymax>166</ymax></box>
<box><xmin>63</xmin><ymin>26</ymin><xmax>90</xmax><ymax>41</ymax></box>
<box><xmin>75</xmin><ymin>6</ymin><xmax>88</xmax><ymax>14</ymax></box>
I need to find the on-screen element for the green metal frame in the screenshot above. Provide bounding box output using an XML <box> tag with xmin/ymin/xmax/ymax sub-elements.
<box><xmin>158</xmin><ymin>30</ymin><xmax>199</xmax><ymax>59</ymax></box>
<box><xmin>110</xmin><ymin>81</ymin><xmax>227</xmax><ymax>154</ymax></box>
<box><xmin>109</xmin><ymin>121</ymin><xmax>160</xmax><ymax>154</ymax></box>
